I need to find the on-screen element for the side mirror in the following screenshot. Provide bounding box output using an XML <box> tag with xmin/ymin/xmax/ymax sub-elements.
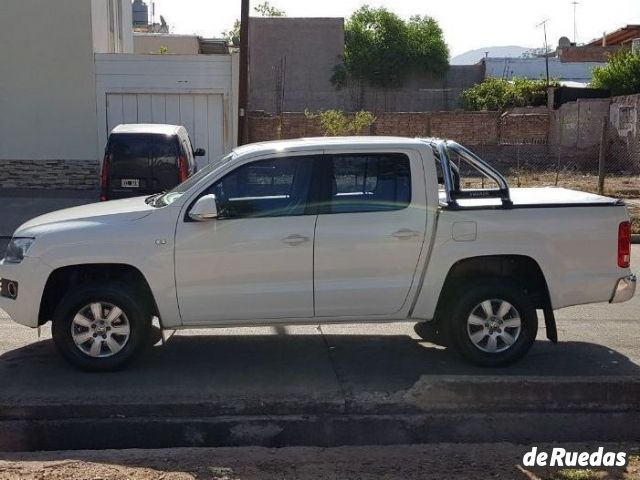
<box><xmin>189</xmin><ymin>194</ymin><xmax>218</xmax><ymax>221</ymax></box>
<box><xmin>194</xmin><ymin>148</ymin><xmax>206</xmax><ymax>157</ymax></box>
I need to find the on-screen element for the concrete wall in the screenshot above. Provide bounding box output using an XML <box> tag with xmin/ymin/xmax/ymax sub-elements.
<box><xmin>550</xmin><ymin>98</ymin><xmax>611</xmax><ymax>148</ymax></box>
<box><xmin>248</xmin><ymin>17</ymin><xmax>482</xmax><ymax>113</ymax></box>
<box><xmin>339</xmin><ymin>66</ymin><xmax>484</xmax><ymax>112</ymax></box>
<box><xmin>483</xmin><ymin>57</ymin><xmax>604</xmax><ymax>84</ymax></box>
<box><xmin>91</xmin><ymin>0</ymin><xmax>133</xmax><ymax>54</ymax></box>
<box><xmin>134</xmin><ymin>34</ymin><xmax>200</xmax><ymax>54</ymax></box>
<box><xmin>0</xmin><ymin>0</ymin><xmax>98</xmax><ymax>162</ymax></box>
<box><xmin>248</xmin><ymin>17</ymin><xmax>346</xmax><ymax>113</ymax></box>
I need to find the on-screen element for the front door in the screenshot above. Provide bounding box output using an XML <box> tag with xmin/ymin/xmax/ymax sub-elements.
<box><xmin>313</xmin><ymin>152</ymin><xmax>428</xmax><ymax>317</ymax></box>
<box><xmin>174</xmin><ymin>154</ymin><xmax>318</xmax><ymax>324</ymax></box>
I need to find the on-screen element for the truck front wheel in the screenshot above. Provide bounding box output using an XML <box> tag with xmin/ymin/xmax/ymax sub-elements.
<box><xmin>447</xmin><ymin>281</ymin><xmax>538</xmax><ymax>367</ymax></box>
<box><xmin>52</xmin><ymin>283</ymin><xmax>151</xmax><ymax>371</ymax></box>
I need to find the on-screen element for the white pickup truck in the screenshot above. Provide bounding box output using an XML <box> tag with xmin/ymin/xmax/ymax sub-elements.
<box><xmin>0</xmin><ymin>137</ymin><xmax>635</xmax><ymax>371</ymax></box>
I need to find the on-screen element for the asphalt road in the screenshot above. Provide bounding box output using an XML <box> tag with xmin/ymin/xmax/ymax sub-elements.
<box><xmin>0</xmin><ymin>250</ymin><xmax>638</xmax><ymax>410</ymax></box>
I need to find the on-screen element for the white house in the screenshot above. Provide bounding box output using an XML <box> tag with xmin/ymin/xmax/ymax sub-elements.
<box><xmin>0</xmin><ymin>0</ymin><xmax>238</xmax><ymax>190</ymax></box>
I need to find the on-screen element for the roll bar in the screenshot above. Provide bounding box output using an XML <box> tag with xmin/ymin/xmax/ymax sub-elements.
<box><xmin>418</xmin><ymin>138</ymin><xmax>512</xmax><ymax>208</ymax></box>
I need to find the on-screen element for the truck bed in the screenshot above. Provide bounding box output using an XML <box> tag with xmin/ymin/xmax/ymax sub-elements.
<box><xmin>439</xmin><ymin>187</ymin><xmax>623</xmax><ymax>209</ymax></box>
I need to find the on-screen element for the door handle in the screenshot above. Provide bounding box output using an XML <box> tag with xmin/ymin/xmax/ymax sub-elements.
<box><xmin>392</xmin><ymin>229</ymin><xmax>420</xmax><ymax>239</ymax></box>
<box><xmin>281</xmin><ymin>234</ymin><xmax>310</xmax><ymax>246</ymax></box>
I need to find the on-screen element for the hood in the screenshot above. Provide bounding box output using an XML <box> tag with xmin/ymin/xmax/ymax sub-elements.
<box><xmin>15</xmin><ymin>196</ymin><xmax>155</xmax><ymax>236</ymax></box>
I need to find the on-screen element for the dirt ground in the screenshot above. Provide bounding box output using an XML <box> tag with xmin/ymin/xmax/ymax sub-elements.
<box><xmin>0</xmin><ymin>443</ymin><xmax>637</xmax><ymax>480</ymax></box>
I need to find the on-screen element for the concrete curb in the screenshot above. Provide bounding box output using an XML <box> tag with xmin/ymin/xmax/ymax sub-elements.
<box><xmin>1</xmin><ymin>377</ymin><xmax>637</xmax><ymax>420</ymax></box>
<box><xmin>2</xmin><ymin>412</ymin><xmax>639</xmax><ymax>452</ymax></box>
<box><xmin>1</xmin><ymin>376</ymin><xmax>638</xmax><ymax>451</ymax></box>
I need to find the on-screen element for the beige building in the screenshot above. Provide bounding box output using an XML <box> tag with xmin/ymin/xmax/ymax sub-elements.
<box><xmin>134</xmin><ymin>33</ymin><xmax>200</xmax><ymax>54</ymax></box>
<box><xmin>0</xmin><ymin>0</ymin><xmax>237</xmax><ymax>190</ymax></box>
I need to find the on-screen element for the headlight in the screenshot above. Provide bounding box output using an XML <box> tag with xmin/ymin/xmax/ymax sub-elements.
<box><xmin>4</xmin><ymin>238</ymin><xmax>35</xmax><ymax>264</ymax></box>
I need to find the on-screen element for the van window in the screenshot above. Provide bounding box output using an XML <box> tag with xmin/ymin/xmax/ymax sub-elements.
<box><xmin>107</xmin><ymin>133</ymin><xmax>180</xmax><ymax>195</ymax></box>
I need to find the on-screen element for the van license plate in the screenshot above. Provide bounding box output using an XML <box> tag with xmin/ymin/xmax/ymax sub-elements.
<box><xmin>121</xmin><ymin>179</ymin><xmax>140</xmax><ymax>188</ymax></box>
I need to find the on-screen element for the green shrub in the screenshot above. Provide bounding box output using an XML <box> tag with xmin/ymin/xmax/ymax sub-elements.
<box><xmin>461</xmin><ymin>77</ymin><xmax>558</xmax><ymax>111</ymax></box>
<box><xmin>304</xmin><ymin>110</ymin><xmax>376</xmax><ymax>136</ymax></box>
<box><xmin>592</xmin><ymin>49</ymin><xmax>640</xmax><ymax>95</ymax></box>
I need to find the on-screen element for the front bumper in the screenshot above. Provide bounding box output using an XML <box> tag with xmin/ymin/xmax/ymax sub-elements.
<box><xmin>610</xmin><ymin>274</ymin><xmax>636</xmax><ymax>304</ymax></box>
<box><xmin>0</xmin><ymin>257</ymin><xmax>52</xmax><ymax>328</ymax></box>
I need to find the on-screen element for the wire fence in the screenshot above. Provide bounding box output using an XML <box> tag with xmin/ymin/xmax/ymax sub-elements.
<box><xmin>459</xmin><ymin>129</ymin><xmax>640</xmax><ymax>198</ymax></box>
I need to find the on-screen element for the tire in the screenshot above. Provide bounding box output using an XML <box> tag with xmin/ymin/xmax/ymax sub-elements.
<box><xmin>52</xmin><ymin>282</ymin><xmax>151</xmax><ymax>371</ymax></box>
<box><xmin>446</xmin><ymin>280</ymin><xmax>538</xmax><ymax>367</ymax></box>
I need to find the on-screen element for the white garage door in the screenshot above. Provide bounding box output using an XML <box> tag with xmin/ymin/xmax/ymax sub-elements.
<box><xmin>106</xmin><ymin>93</ymin><xmax>225</xmax><ymax>169</ymax></box>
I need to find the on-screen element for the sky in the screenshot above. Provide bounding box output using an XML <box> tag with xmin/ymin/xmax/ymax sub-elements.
<box><xmin>150</xmin><ymin>0</ymin><xmax>640</xmax><ymax>57</ymax></box>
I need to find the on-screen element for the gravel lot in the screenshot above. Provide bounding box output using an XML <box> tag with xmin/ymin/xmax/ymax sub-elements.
<box><xmin>0</xmin><ymin>443</ymin><xmax>638</xmax><ymax>480</ymax></box>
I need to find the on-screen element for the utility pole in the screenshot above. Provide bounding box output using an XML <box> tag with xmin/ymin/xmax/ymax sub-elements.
<box><xmin>238</xmin><ymin>0</ymin><xmax>250</xmax><ymax>146</ymax></box>
<box><xmin>537</xmin><ymin>19</ymin><xmax>550</xmax><ymax>87</ymax></box>
<box><xmin>572</xmin><ymin>1</ymin><xmax>579</xmax><ymax>43</ymax></box>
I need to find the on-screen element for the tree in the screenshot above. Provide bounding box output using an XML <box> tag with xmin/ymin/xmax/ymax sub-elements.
<box><xmin>254</xmin><ymin>1</ymin><xmax>285</xmax><ymax>17</ymax></box>
<box><xmin>461</xmin><ymin>77</ymin><xmax>558</xmax><ymax>111</ymax></box>
<box><xmin>333</xmin><ymin>6</ymin><xmax>449</xmax><ymax>89</ymax></box>
<box><xmin>591</xmin><ymin>49</ymin><xmax>640</xmax><ymax>96</ymax></box>
<box><xmin>520</xmin><ymin>47</ymin><xmax>549</xmax><ymax>59</ymax></box>
<box><xmin>304</xmin><ymin>109</ymin><xmax>377</xmax><ymax>136</ymax></box>
<box><xmin>222</xmin><ymin>2</ymin><xmax>286</xmax><ymax>46</ymax></box>
<box><xmin>406</xmin><ymin>15</ymin><xmax>449</xmax><ymax>75</ymax></box>
<box><xmin>222</xmin><ymin>20</ymin><xmax>241</xmax><ymax>46</ymax></box>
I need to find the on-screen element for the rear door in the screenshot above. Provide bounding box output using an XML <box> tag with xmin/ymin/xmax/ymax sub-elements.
<box><xmin>107</xmin><ymin>134</ymin><xmax>153</xmax><ymax>198</ymax></box>
<box><xmin>107</xmin><ymin>133</ymin><xmax>182</xmax><ymax>198</ymax></box>
<box><xmin>313</xmin><ymin>150</ymin><xmax>429</xmax><ymax>317</ymax></box>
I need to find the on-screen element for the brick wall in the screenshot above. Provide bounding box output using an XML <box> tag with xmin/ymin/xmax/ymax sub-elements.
<box><xmin>0</xmin><ymin>160</ymin><xmax>99</xmax><ymax>190</ymax></box>
<box><xmin>500</xmin><ymin>113</ymin><xmax>549</xmax><ymax>144</ymax></box>
<box><xmin>557</xmin><ymin>45</ymin><xmax>620</xmax><ymax>63</ymax></box>
<box><xmin>248</xmin><ymin>110</ymin><xmax>550</xmax><ymax>146</ymax></box>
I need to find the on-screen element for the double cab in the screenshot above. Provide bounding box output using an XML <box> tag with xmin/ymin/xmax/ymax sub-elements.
<box><xmin>0</xmin><ymin>137</ymin><xmax>635</xmax><ymax>370</ymax></box>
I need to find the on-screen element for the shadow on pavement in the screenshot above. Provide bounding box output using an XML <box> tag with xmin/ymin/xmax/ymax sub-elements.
<box><xmin>0</xmin><ymin>334</ymin><xmax>638</xmax><ymax>407</ymax></box>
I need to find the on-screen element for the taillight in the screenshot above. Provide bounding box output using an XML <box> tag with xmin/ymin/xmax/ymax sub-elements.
<box><xmin>178</xmin><ymin>155</ymin><xmax>189</xmax><ymax>183</ymax></box>
<box><xmin>100</xmin><ymin>153</ymin><xmax>111</xmax><ymax>201</ymax></box>
<box><xmin>618</xmin><ymin>221</ymin><xmax>631</xmax><ymax>268</ymax></box>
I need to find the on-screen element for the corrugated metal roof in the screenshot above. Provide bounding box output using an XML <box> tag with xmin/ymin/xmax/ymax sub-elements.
<box><xmin>588</xmin><ymin>25</ymin><xmax>640</xmax><ymax>46</ymax></box>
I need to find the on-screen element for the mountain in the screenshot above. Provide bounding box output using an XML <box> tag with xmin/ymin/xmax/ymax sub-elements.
<box><xmin>451</xmin><ymin>46</ymin><xmax>533</xmax><ymax>65</ymax></box>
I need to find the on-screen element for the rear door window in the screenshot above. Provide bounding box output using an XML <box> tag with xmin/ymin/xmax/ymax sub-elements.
<box><xmin>325</xmin><ymin>153</ymin><xmax>411</xmax><ymax>213</ymax></box>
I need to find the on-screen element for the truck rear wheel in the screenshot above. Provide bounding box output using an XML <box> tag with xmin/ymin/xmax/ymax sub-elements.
<box><xmin>52</xmin><ymin>283</ymin><xmax>151</xmax><ymax>371</ymax></box>
<box><xmin>447</xmin><ymin>280</ymin><xmax>537</xmax><ymax>367</ymax></box>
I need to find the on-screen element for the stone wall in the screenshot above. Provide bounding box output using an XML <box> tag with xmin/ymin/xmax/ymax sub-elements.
<box><xmin>0</xmin><ymin>160</ymin><xmax>99</xmax><ymax>189</ymax></box>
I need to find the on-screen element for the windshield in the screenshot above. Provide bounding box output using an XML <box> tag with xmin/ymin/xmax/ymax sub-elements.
<box><xmin>154</xmin><ymin>152</ymin><xmax>235</xmax><ymax>207</ymax></box>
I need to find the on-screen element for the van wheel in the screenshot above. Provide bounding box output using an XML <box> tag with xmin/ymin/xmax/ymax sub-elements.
<box><xmin>447</xmin><ymin>280</ymin><xmax>537</xmax><ymax>367</ymax></box>
<box><xmin>52</xmin><ymin>283</ymin><xmax>151</xmax><ymax>371</ymax></box>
